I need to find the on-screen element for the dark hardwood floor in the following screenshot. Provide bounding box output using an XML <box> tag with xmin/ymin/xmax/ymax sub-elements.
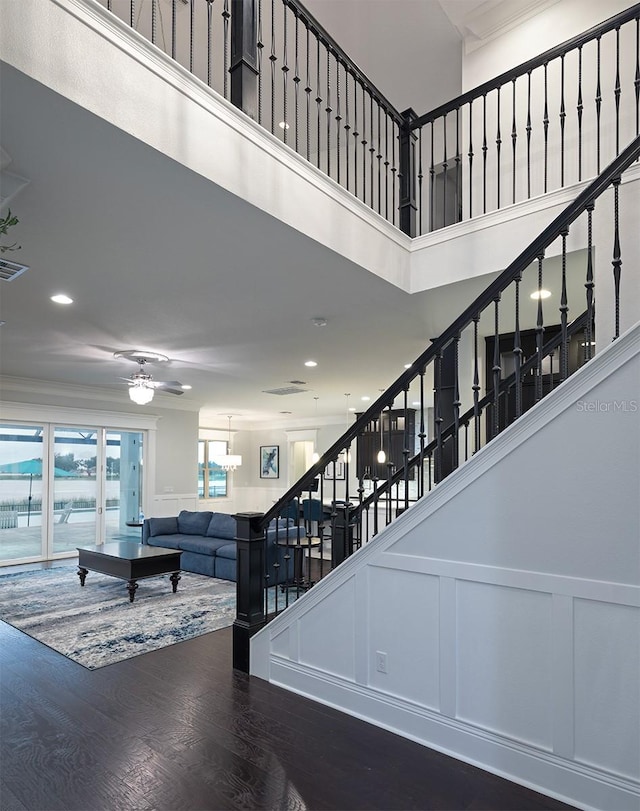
<box><xmin>0</xmin><ymin>610</ymin><xmax>576</xmax><ymax>811</ymax></box>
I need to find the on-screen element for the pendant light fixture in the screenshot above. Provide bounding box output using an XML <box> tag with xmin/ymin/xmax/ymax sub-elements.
<box><xmin>215</xmin><ymin>416</ymin><xmax>242</xmax><ymax>471</ymax></box>
<box><xmin>342</xmin><ymin>393</ymin><xmax>352</xmax><ymax>463</ymax></box>
<box><xmin>311</xmin><ymin>397</ymin><xmax>320</xmax><ymax>463</ymax></box>
<box><xmin>377</xmin><ymin>392</ymin><xmax>386</xmax><ymax>465</ymax></box>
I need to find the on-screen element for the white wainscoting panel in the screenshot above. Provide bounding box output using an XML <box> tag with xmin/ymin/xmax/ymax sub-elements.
<box><xmin>296</xmin><ymin>575</ymin><xmax>357</xmax><ymax>680</ymax></box>
<box><xmin>149</xmin><ymin>493</ymin><xmax>198</xmax><ymax>516</ymax></box>
<box><xmin>573</xmin><ymin>598</ymin><xmax>640</xmax><ymax>780</ymax></box>
<box><xmin>367</xmin><ymin>566</ymin><xmax>440</xmax><ymax>710</ymax></box>
<box><xmin>455</xmin><ymin>581</ymin><xmax>554</xmax><ymax>750</ymax></box>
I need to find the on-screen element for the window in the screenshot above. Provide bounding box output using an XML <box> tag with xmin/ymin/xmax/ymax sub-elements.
<box><xmin>198</xmin><ymin>439</ymin><xmax>228</xmax><ymax>498</ymax></box>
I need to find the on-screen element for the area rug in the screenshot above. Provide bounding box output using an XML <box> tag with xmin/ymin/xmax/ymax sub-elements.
<box><xmin>0</xmin><ymin>566</ymin><xmax>240</xmax><ymax>670</ymax></box>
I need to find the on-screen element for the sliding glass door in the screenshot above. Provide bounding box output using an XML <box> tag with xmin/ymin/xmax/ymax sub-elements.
<box><xmin>0</xmin><ymin>424</ymin><xmax>45</xmax><ymax>562</ymax></box>
<box><xmin>0</xmin><ymin>422</ymin><xmax>146</xmax><ymax>565</ymax></box>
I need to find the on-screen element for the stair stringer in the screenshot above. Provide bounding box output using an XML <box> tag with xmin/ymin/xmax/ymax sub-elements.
<box><xmin>250</xmin><ymin>321</ymin><xmax>640</xmax><ymax>811</ymax></box>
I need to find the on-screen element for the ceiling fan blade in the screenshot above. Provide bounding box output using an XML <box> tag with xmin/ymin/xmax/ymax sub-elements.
<box><xmin>151</xmin><ymin>381</ymin><xmax>185</xmax><ymax>395</ymax></box>
<box><xmin>158</xmin><ymin>387</ymin><xmax>185</xmax><ymax>396</ymax></box>
<box><xmin>153</xmin><ymin>380</ymin><xmax>183</xmax><ymax>389</ymax></box>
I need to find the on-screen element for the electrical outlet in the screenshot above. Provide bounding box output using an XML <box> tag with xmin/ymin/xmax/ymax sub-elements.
<box><xmin>375</xmin><ymin>651</ymin><xmax>388</xmax><ymax>674</ymax></box>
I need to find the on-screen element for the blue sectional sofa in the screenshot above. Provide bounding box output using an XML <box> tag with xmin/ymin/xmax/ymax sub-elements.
<box><xmin>142</xmin><ymin>509</ymin><xmax>295</xmax><ymax>583</ymax></box>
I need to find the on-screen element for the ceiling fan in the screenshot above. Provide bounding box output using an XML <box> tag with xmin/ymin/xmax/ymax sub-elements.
<box><xmin>114</xmin><ymin>350</ymin><xmax>185</xmax><ymax>405</ymax></box>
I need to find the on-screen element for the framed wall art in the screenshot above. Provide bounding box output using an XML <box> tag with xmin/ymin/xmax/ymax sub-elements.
<box><xmin>260</xmin><ymin>445</ymin><xmax>279</xmax><ymax>478</ymax></box>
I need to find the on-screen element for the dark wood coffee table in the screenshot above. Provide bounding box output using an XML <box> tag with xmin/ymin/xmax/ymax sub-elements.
<box><xmin>77</xmin><ymin>542</ymin><xmax>182</xmax><ymax>603</ymax></box>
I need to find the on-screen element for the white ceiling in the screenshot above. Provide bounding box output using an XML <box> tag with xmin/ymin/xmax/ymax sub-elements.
<box><xmin>0</xmin><ymin>0</ymin><xmax>551</xmax><ymax>428</ymax></box>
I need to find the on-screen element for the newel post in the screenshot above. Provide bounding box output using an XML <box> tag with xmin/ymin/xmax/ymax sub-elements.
<box><xmin>233</xmin><ymin>512</ymin><xmax>265</xmax><ymax>673</ymax></box>
<box><xmin>399</xmin><ymin>107</ymin><xmax>418</xmax><ymax>237</ymax></box>
<box><xmin>230</xmin><ymin>0</ymin><xmax>259</xmax><ymax>120</ymax></box>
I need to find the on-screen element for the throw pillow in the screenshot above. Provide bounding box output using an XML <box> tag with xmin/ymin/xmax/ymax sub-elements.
<box><xmin>177</xmin><ymin>510</ymin><xmax>213</xmax><ymax>535</ymax></box>
<box><xmin>148</xmin><ymin>516</ymin><xmax>178</xmax><ymax>537</ymax></box>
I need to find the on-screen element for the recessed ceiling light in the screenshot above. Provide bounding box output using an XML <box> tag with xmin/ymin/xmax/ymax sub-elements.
<box><xmin>304</xmin><ymin>360</ymin><xmax>318</xmax><ymax>367</ymax></box>
<box><xmin>361</xmin><ymin>396</ymin><xmax>370</xmax><ymax>401</ymax></box>
<box><xmin>412</xmin><ymin>401</ymin><xmax>420</xmax><ymax>406</ymax></box>
<box><xmin>311</xmin><ymin>317</ymin><xmax>328</xmax><ymax>327</ymax></box>
<box><xmin>348</xmin><ymin>407</ymin><xmax>356</xmax><ymax>412</ymax></box>
<box><xmin>278</xmin><ymin>121</ymin><xmax>290</xmax><ymax>130</ymax></box>
<box><xmin>530</xmin><ymin>289</ymin><xmax>552</xmax><ymax>300</ymax></box>
<box><xmin>51</xmin><ymin>293</ymin><xmax>73</xmax><ymax>305</ymax></box>
<box><xmin>181</xmin><ymin>384</ymin><xmax>192</xmax><ymax>390</ymax></box>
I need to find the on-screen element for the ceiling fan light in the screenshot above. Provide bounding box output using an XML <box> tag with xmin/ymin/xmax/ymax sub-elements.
<box><xmin>129</xmin><ymin>383</ymin><xmax>154</xmax><ymax>405</ymax></box>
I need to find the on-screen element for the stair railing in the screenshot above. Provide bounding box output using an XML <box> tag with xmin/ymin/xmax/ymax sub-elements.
<box><xmin>96</xmin><ymin>0</ymin><xmax>640</xmax><ymax>237</ymax></box>
<box><xmin>233</xmin><ymin>133</ymin><xmax>640</xmax><ymax>671</ymax></box>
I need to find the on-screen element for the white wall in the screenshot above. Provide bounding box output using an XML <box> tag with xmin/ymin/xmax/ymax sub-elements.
<box><xmin>250</xmin><ymin>322</ymin><xmax>640</xmax><ymax>811</ymax></box>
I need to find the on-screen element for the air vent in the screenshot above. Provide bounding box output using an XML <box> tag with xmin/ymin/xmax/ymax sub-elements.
<box><xmin>0</xmin><ymin>258</ymin><xmax>29</xmax><ymax>281</ymax></box>
<box><xmin>263</xmin><ymin>386</ymin><xmax>308</xmax><ymax>396</ymax></box>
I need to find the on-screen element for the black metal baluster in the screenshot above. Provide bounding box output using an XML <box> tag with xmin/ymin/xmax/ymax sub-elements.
<box><xmin>325</xmin><ymin>46</ymin><xmax>332</xmax><ymax>177</ymax></box>
<box><xmin>403</xmin><ymin>388</ymin><xmax>410</xmax><ymax>512</ymax></box>
<box><xmin>281</xmin><ymin>1</ymin><xmax>289</xmax><ymax>144</ymax></box>
<box><xmin>455</xmin><ymin>107</ymin><xmax>461</xmax><ymax>223</ymax></box>
<box><xmin>577</xmin><ymin>45</ymin><xmax>583</xmax><ymax>181</ymax></box>
<box><xmin>391</xmin><ymin>119</ymin><xmax>397</xmax><ymax>226</ymax></box>
<box><xmin>129</xmin><ymin>0</ymin><xmax>134</xmax><ymax>28</ymax></box>
<box><xmin>269</xmin><ymin>0</ymin><xmax>276</xmax><ymax>133</ymax></box>
<box><xmin>434</xmin><ymin>351</ymin><xmax>443</xmax><ymax>484</ymax></box>
<box><xmin>513</xmin><ymin>272</ymin><xmax>523</xmax><ymax>419</ymax></box>
<box><xmin>172</xmin><ymin>0</ymin><xmax>177</xmax><ymax>61</ymax></box>
<box><xmin>345</xmin><ymin>70</ymin><xmax>351</xmax><ymax>191</ymax></box>
<box><xmin>418</xmin><ymin>127</ymin><xmax>423</xmax><ymax>235</ymax></box>
<box><xmin>468</xmin><ymin>101</ymin><xmax>474</xmax><ymax>218</ymax></box>
<box><xmin>636</xmin><ymin>19</ymin><xmax>640</xmax><ymax>138</ymax></box>
<box><xmin>377</xmin><ymin>105</ymin><xmax>382</xmax><ymax>215</ymax></box>
<box><xmin>473</xmin><ymin>315</ymin><xmax>481</xmax><ymax>453</ymax></box>
<box><xmin>257</xmin><ymin>0</ymin><xmax>263</xmax><ymax>125</ymax></box>
<box><xmin>206</xmin><ymin>0</ymin><xmax>212</xmax><ymax>85</ymax></box>
<box><xmin>596</xmin><ymin>35</ymin><xmax>602</xmax><ymax>173</ymax></box>
<box><xmin>293</xmin><ymin>10</ymin><xmax>300</xmax><ymax>153</ymax></box>
<box><xmin>353</xmin><ymin>79</ymin><xmax>359</xmax><ymax>198</ymax></box>
<box><xmin>464</xmin><ymin>422</ymin><xmax>469</xmax><ymax>462</ymax></box>
<box><xmin>496</xmin><ymin>87</ymin><xmax>501</xmax><ymax>209</ymax></box>
<box><xmin>222</xmin><ymin>0</ymin><xmax>230</xmax><ymax>98</ymax></box>
<box><xmin>615</xmin><ymin>26</ymin><xmax>621</xmax><ymax>155</ymax></box>
<box><xmin>612</xmin><ymin>176</ymin><xmax>622</xmax><ymax>340</ymax></box>
<box><xmin>385</xmin><ymin>404</ymin><xmax>393</xmax><ymax>522</ymax></box>
<box><xmin>418</xmin><ymin>369</ymin><xmax>426</xmax><ymax>498</ymax></box>
<box><xmin>304</xmin><ymin>24</ymin><xmax>310</xmax><ymax>160</ymax></box>
<box><xmin>442</xmin><ymin>112</ymin><xmax>448</xmax><ymax>225</ymax></box>
<box><xmin>316</xmin><ymin>38</ymin><xmax>322</xmax><ymax>168</ymax></box>
<box><xmin>559</xmin><ymin>228</ymin><xmax>569</xmax><ymax>382</ymax></box>
<box><xmin>511</xmin><ymin>78</ymin><xmax>517</xmax><ymax>203</ymax></box>
<box><xmin>453</xmin><ymin>335</ymin><xmax>460</xmax><ymax>471</ymax></box>
<box><xmin>549</xmin><ymin>352</ymin><xmax>555</xmax><ymax>394</ymax></box>
<box><xmin>526</xmin><ymin>70</ymin><xmax>532</xmax><ymax>198</ymax></box>
<box><xmin>560</xmin><ymin>54</ymin><xmax>566</xmax><ymax>186</ymax></box>
<box><xmin>584</xmin><ymin>203</ymin><xmax>595</xmax><ymax>361</ymax></box>
<box><xmin>535</xmin><ymin>253</ymin><xmax>545</xmax><ymax>403</ymax></box>
<box><xmin>482</xmin><ymin>93</ymin><xmax>488</xmax><ymax>213</ymax></box>
<box><xmin>151</xmin><ymin>0</ymin><xmax>156</xmax><ymax>45</ymax></box>
<box><xmin>336</xmin><ymin>60</ymin><xmax>342</xmax><ymax>185</ymax></box>
<box><xmin>543</xmin><ymin>62</ymin><xmax>549</xmax><ymax>193</ymax></box>
<box><xmin>361</xmin><ymin>86</ymin><xmax>367</xmax><ymax>203</ymax></box>
<box><xmin>492</xmin><ymin>298</ymin><xmax>501</xmax><ymax>439</ymax></box>
<box><xmin>429</xmin><ymin>122</ymin><xmax>435</xmax><ymax>231</ymax></box>
<box><xmin>384</xmin><ymin>111</ymin><xmax>389</xmax><ymax>220</ymax></box>
<box><xmin>369</xmin><ymin>94</ymin><xmax>375</xmax><ymax>209</ymax></box>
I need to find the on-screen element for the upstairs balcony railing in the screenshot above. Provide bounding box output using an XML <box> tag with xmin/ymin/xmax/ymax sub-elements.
<box><xmin>231</xmin><ymin>134</ymin><xmax>640</xmax><ymax>671</ymax></box>
<box><xmin>99</xmin><ymin>0</ymin><xmax>640</xmax><ymax>235</ymax></box>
